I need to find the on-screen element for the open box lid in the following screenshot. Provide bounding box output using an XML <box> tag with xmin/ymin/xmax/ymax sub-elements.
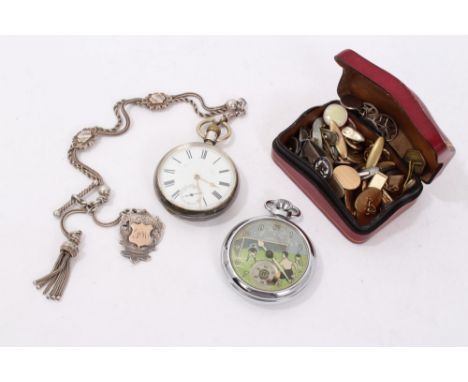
<box><xmin>335</xmin><ymin>49</ymin><xmax>455</xmax><ymax>183</ymax></box>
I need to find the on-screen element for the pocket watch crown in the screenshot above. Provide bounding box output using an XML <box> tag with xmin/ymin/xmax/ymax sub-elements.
<box><xmin>265</xmin><ymin>199</ymin><xmax>301</xmax><ymax>218</ymax></box>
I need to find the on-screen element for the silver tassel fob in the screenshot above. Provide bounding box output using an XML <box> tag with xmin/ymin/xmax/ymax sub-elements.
<box><xmin>34</xmin><ymin>231</ymin><xmax>81</xmax><ymax>300</ymax></box>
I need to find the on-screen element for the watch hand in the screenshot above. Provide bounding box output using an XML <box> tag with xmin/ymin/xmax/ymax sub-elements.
<box><xmin>201</xmin><ymin>178</ymin><xmax>217</xmax><ymax>187</ymax></box>
<box><xmin>193</xmin><ymin>177</ymin><xmax>204</xmax><ymax>207</ymax></box>
<box><xmin>194</xmin><ymin>174</ymin><xmax>217</xmax><ymax>187</ymax></box>
<box><xmin>194</xmin><ymin>177</ymin><xmax>203</xmax><ymax>191</ymax></box>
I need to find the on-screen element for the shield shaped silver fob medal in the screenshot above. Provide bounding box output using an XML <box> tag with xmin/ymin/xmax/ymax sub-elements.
<box><xmin>222</xmin><ymin>199</ymin><xmax>315</xmax><ymax>303</ymax></box>
<box><xmin>34</xmin><ymin>92</ymin><xmax>247</xmax><ymax>300</ymax></box>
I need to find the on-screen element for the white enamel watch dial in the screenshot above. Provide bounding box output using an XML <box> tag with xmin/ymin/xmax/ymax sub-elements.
<box><xmin>155</xmin><ymin>142</ymin><xmax>238</xmax><ymax>219</ymax></box>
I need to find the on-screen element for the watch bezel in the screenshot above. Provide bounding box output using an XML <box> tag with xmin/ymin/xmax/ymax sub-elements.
<box><xmin>154</xmin><ymin>141</ymin><xmax>239</xmax><ymax>220</ymax></box>
<box><xmin>221</xmin><ymin>215</ymin><xmax>315</xmax><ymax>303</ymax></box>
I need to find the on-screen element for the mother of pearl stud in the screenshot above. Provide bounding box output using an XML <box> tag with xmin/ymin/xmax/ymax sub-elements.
<box><xmin>323</xmin><ymin>103</ymin><xmax>348</xmax><ymax>127</ymax></box>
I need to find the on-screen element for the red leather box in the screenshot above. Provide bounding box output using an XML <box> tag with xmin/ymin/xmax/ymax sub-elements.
<box><xmin>272</xmin><ymin>49</ymin><xmax>455</xmax><ymax>243</ymax></box>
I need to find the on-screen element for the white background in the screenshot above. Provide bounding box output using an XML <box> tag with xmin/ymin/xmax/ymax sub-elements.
<box><xmin>1</xmin><ymin>36</ymin><xmax>467</xmax><ymax>346</ymax></box>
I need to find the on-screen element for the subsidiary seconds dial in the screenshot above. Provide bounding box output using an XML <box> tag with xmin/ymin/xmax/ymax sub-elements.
<box><xmin>154</xmin><ymin>142</ymin><xmax>238</xmax><ymax>219</ymax></box>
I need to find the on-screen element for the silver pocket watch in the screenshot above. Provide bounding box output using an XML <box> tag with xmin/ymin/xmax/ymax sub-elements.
<box><xmin>222</xmin><ymin>199</ymin><xmax>315</xmax><ymax>303</ymax></box>
<box><xmin>155</xmin><ymin>119</ymin><xmax>239</xmax><ymax>220</ymax></box>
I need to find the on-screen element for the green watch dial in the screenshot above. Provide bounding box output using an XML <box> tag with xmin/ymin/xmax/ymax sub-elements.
<box><xmin>229</xmin><ymin>217</ymin><xmax>310</xmax><ymax>292</ymax></box>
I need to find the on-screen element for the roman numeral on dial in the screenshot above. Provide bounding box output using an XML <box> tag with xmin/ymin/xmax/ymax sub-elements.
<box><xmin>212</xmin><ymin>190</ymin><xmax>222</xmax><ymax>200</ymax></box>
<box><xmin>219</xmin><ymin>181</ymin><xmax>230</xmax><ymax>187</ymax></box>
<box><xmin>186</xmin><ymin>150</ymin><xmax>192</xmax><ymax>159</ymax></box>
<box><xmin>201</xmin><ymin>149</ymin><xmax>207</xmax><ymax>159</ymax></box>
<box><xmin>164</xmin><ymin>180</ymin><xmax>175</xmax><ymax>187</ymax></box>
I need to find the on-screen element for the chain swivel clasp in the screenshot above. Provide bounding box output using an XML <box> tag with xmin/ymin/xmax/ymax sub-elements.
<box><xmin>69</xmin><ymin>185</ymin><xmax>110</xmax><ymax>214</ymax></box>
<box><xmin>225</xmin><ymin>98</ymin><xmax>247</xmax><ymax>119</ymax></box>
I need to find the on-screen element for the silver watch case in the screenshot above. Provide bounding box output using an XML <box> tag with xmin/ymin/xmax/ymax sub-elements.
<box><xmin>221</xmin><ymin>213</ymin><xmax>315</xmax><ymax>303</ymax></box>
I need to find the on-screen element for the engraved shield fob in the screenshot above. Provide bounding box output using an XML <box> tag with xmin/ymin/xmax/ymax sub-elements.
<box><xmin>120</xmin><ymin>209</ymin><xmax>164</xmax><ymax>263</ymax></box>
<box><xmin>222</xmin><ymin>199</ymin><xmax>316</xmax><ymax>303</ymax></box>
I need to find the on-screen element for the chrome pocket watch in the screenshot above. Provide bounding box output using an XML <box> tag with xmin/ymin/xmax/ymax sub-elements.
<box><xmin>155</xmin><ymin>118</ymin><xmax>240</xmax><ymax>220</ymax></box>
<box><xmin>222</xmin><ymin>199</ymin><xmax>315</xmax><ymax>303</ymax></box>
